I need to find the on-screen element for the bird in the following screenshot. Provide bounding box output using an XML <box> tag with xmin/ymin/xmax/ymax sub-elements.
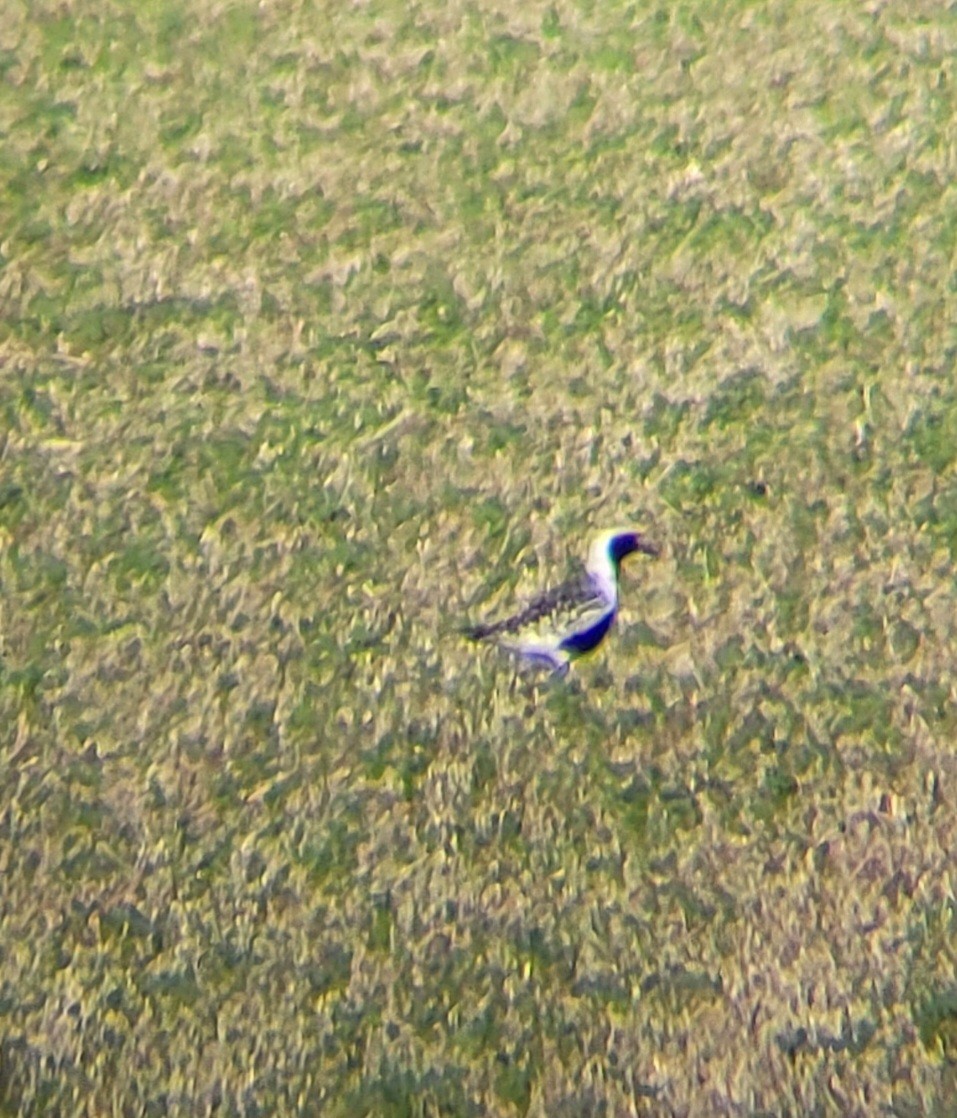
<box><xmin>463</xmin><ymin>528</ymin><xmax>659</xmax><ymax>674</ymax></box>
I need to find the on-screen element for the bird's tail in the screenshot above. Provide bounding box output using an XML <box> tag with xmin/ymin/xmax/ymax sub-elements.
<box><xmin>460</xmin><ymin>621</ymin><xmax>498</xmax><ymax>641</ymax></box>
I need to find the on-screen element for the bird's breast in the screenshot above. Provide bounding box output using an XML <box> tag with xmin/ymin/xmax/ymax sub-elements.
<box><xmin>558</xmin><ymin>609</ymin><xmax>616</xmax><ymax>654</ymax></box>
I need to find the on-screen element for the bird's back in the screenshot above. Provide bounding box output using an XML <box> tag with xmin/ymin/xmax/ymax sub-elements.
<box><xmin>463</xmin><ymin>570</ymin><xmax>609</xmax><ymax>641</ymax></box>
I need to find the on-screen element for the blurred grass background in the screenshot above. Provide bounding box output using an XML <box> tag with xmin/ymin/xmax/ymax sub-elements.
<box><xmin>2</xmin><ymin>0</ymin><xmax>957</xmax><ymax>1114</ymax></box>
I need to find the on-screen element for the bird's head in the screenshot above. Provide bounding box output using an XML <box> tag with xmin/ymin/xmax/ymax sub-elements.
<box><xmin>584</xmin><ymin>528</ymin><xmax>659</xmax><ymax>600</ymax></box>
<box><xmin>590</xmin><ymin>528</ymin><xmax>660</xmax><ymax>572</ymax></box>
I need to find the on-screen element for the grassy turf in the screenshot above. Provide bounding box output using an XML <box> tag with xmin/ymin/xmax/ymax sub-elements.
<box><xmin>2</xmin><ymin>0</ymin><xmax>957</xmax><ymax>1114</ymax></box>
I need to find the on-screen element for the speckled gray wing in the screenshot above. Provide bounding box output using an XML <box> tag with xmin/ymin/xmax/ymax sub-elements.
<box><xmin>464</xmin><ymin>572</ymin><xmax>603</xmax><ymax>640</ymax></box>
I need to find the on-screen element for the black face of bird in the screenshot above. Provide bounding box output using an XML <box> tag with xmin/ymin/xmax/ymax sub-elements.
<box><xmin>610</xmin><ymin>532</ymin><xmax>660</xmax><ymax>564</ymax></box>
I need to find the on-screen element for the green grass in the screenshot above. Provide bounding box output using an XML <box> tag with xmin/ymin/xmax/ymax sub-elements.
<box><xmin>3</xmin><ymin>0</ymin><xmax>957</xmax><ymax>1114</ymax></box>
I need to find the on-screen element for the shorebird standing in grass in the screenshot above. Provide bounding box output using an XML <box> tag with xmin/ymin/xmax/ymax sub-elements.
<box><xmin>463</xmin><ymin>528</ymin><xmax>660</xmax><ymax>675</ymax></box>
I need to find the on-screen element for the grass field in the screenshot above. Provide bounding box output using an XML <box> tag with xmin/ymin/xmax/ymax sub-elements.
<box><xmin>2</xmin><ymin>0</ymin><xmax>957</xmax><ymax>1114</ymax></box>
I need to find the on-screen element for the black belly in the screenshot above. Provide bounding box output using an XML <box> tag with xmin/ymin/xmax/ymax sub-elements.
<box><xmin>559</xmin><ymin>610</ymin><xmax>615</xmax><ymax>655</ymax></box>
